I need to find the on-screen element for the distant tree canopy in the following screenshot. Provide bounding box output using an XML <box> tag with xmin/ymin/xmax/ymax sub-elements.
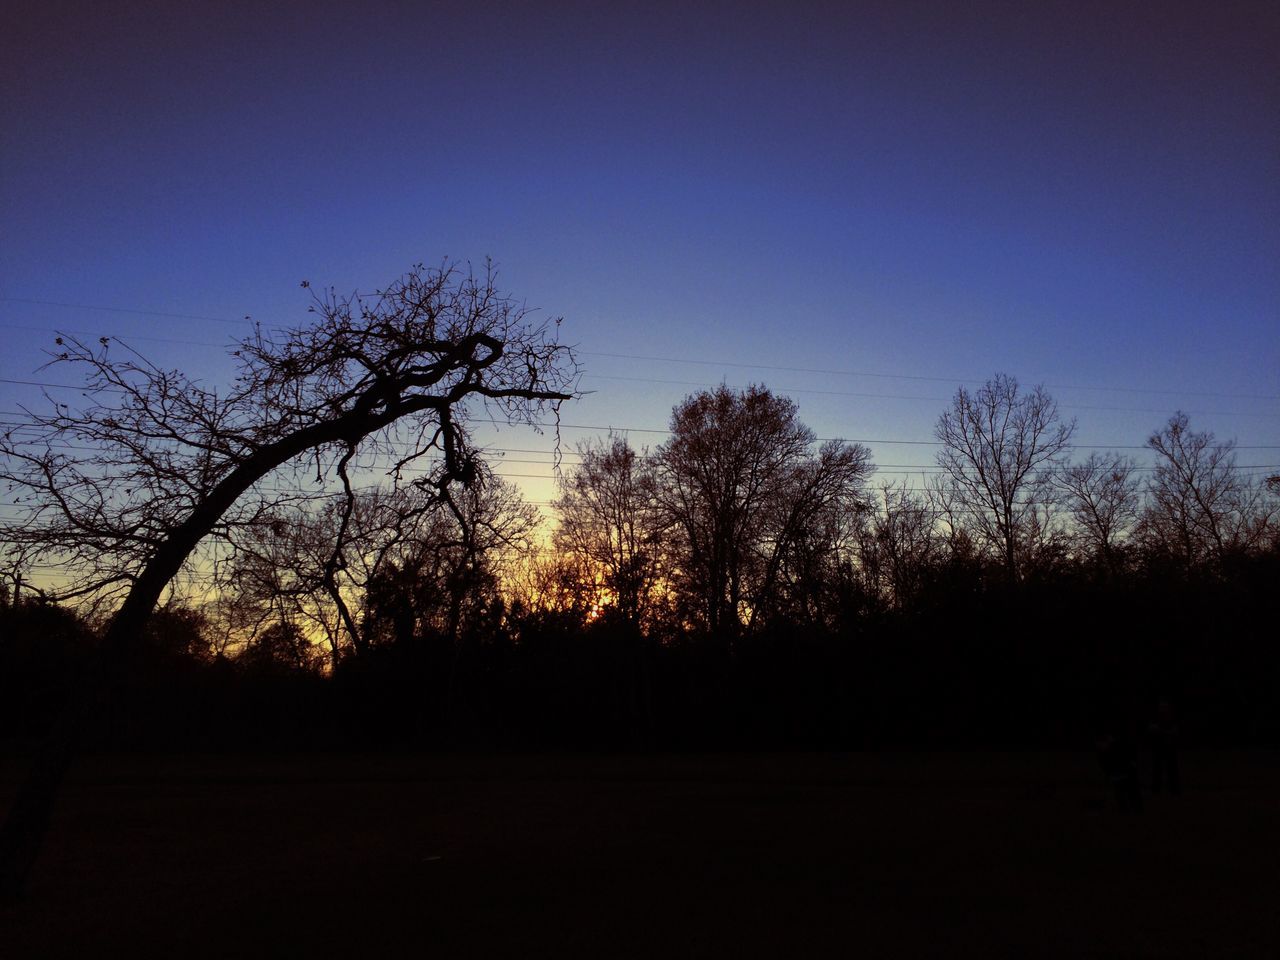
<box><xmin>1058</xmin><ymin>452</ymin><xmax>1141</xmax><ymax>566</ymax></box>
<box><xmin>1140</xmin><ymin>412</ymin><xmax>1278</xmax><ymax>567</ymax></box>
<box><xmin>547</xmin><ymin>388</ymin><xmax>874</xmax><ymax>643</ymax></box>
<box><xmin>218</xmin><ymin>466</ymin><xmax>537</xmax><ymax>668</ymax></box>
<box><xmin>654</xmin><ymin>385</ymin><xmax>873</xmax><ymax>640</ymax></box>
<box><xmin>551</xmin><ymin>434</ymin><xmax>667</xmax><ymax>629</ymax></box>
<box><xmin>934</xmin><ymin>373</ymin><xmax>1075</xmax><ymax>580</ymax></box>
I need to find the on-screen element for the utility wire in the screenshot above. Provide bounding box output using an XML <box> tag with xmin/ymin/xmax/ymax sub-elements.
<box><xmin>0</xmin><ymin>323</ymin><xmax>233</xmax><ymax>349</ymax></box>
<box><xmin>0</xmin><ymin>298</ymin><xmax>256</xmax><ymax>326</ymax></box>
<box><xmin>3</xmin><ymin>299</ymin><xmax>1276</xmax><ymax>401</ymax></box>
<box><xmin>580</xmin><ymin>373</ymin><xmax>1276</xmax><ymax>418</ymax></box>
<box><xmin>579</xmin><ymin>351</ymin><xmax>1280</xmax><ymax>402</ymax></box>
<box><xmin>3</xmin><ymin>361</ymin><xmax>1274</xmax><ymax>419</ymax></box>
<box><xmin>4</xmin><ymin>415</ymin><xmax>1279</xmax><ymax>451</ymax></box>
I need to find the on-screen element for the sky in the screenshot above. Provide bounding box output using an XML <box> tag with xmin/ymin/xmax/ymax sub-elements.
<box><xmin>2</xmin><ymin>0</ymin><xmax>1278</xmax><ymax>510</ymax></box>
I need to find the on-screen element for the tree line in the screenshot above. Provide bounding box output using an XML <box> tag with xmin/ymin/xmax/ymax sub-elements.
<box><xmin>4</xmin><ymin>376</ymin><xmax>1277</xmax><ymax>753</ymax></box>
<box><xmin>1</xmin><ymin>262</ymin><xmax>1277</xmax><ymax>760</ymax></box>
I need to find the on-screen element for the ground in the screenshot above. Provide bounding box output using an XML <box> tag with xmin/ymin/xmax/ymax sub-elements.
<box><xmin>2</xmin><ymin>750</ymin><xmax>1277</xmax><ymax>958</ymax></box>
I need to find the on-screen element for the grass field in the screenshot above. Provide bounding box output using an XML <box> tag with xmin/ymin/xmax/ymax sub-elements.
<box><xmin>2</xmin><ymin>750</ymin><xmax>1277</xmax><ymax>957</ymax></box>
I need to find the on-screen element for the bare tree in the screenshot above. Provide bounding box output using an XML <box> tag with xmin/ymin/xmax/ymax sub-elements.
<box><xmin>219</xmin><ymin>464</ymin><xmax>537</xmax><ymax>668</ymax></box>
<box><xmin>934</xmin><ymin>374</ymin><xmax>1075</xmax><ymax>579</ymax></box>
<box><xmin>506</xmin><ymin>548</ymin><xmax>595</xmax><ymax>620</ymax></box>
<box><xmin>750</xmin><ymin>437</ymin><xmax>871</xmax><ymax>628</ymax></box>
<box><xmin>1140</xmin><ymin>412</ymin><xmax>1277</xmax><ymax>566</ymax></box>
<box><xmin>428</xmin><ymin>466</ymin><xmax>541</xmax><ymax>646</ymax></box>
<box><xmin>216</xmin><ymin>495</ymin><xmax>351</xmax><ymax>667</ymax></box>
<box><xmin>552</xmin><ymin>435</ymin><xmax>668</xmax><ymax>627</ymax></box>
<box><xmin>859</xmin><ymin>483</ymin><xmax>941</xmax><ymax>609</ymax></box>
<box><xmin>923</xmin><ymin>471</ymin><xmax>978</xmax><ymax>562</ymax></box>
<box><xmin>655</xmin><ymin>385</ymin><xmax>873</xmax><ymax>642</ymax></box>
<box><xmin>218</xmin><ymin>485</ymin><xmax>426</xmax><ymax>666</ymax></box>
<box><xmin>1059</xmin><ymin>452</ymin><xmax>1141</xmax><ymax>566</ymax></box>
<box><xmin>0</xmin><ymin>260</ymin><xmax>578</xmax><ymax>895</ymax></box>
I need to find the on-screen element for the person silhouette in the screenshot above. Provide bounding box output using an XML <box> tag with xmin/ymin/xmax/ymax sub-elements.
<box><xmin>1097</xmin><ymin>724</ymin><xmax>1143</xmax><ymax>813</ymax></box>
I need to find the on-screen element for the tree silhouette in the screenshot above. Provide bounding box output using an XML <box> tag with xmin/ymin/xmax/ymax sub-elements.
<box><xmin>239</xmin><ymin>620</ymin><xmax>319</xmax><ymax>674</ymax></box>
<box><xmin>1059</xmin><ymin>452</ymin><xmax>1140</xmax><ymax>568</ymax></box>
<box><xmin>0</xmin><ymin>260</ymin><xmax>578</xmax><ymax>896</ymax></box>
<box><xmin>859</xmin><ymin>483</ymin><xmax>941</xmax><ymax>610</ymax></box>
<box><xmin>552</xmin><ymin>435</ymin><xmax>668</xmax><ymax>628</ymax></box>
<box><xmin>655</xmin><ymin>385</ymin><xmax>872</xmax><ymax>643</ymax></box>
<box><xmin>934</xmin><ymin>374</ymin><xmax>1075</xmax><ymax>580</ymax></box>
<box><xmin>1140</xmin><ymin>412</ymin><xmax>1277</xmax><ymax>566</ymax></box>
<box><xmin>217</xmin><ymin>468</ymin><xmax>535</xmax><ymax>669</ymax></box>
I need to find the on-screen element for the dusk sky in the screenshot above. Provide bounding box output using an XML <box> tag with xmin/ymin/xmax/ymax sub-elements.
<box><xmin>3</xmin><ymin>0</ymin><xmax>1277</xmax><ymax>506</ymax></box>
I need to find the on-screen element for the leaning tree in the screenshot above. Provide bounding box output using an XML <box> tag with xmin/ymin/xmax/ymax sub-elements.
<box><xmin>0</xmin><ymin>260</ymin><xmax>578</xmax><ymax>895</ymax></box>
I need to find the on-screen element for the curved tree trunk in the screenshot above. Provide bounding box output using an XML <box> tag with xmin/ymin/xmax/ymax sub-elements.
<box><xmin>0</xmin><ymin>395</ymin><xmax>448</xmax><ymax>897</ymax></box>
<box><xmin>0</xmin><ymin>528</ymin><xmax>216</xmax><ymax>896</ymax></box>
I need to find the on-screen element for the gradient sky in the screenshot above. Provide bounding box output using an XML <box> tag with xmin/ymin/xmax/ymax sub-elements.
<box><xmin>2</xmin><ymin>0</ymin><xmax>1278</xmax><ymax>508</ymax></box>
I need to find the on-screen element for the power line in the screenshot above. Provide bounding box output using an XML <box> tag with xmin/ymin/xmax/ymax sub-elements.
<box><xmin>0</xmin><ymin>377</ymin><xmax>127</xmax><ymax>394</ymax></box>
<box><xmin>4</xmin><ymin>414</ymin><xmax>1280</xmax><ymax>451</ymax></box>
<box><xmin>0</xmin><ymin>298</ymin><xmax>256</xmax><ymax>326</ymax></box>
<box><xmin>9</xmin><ymin>313</ymin><xmax>1271</xmax><ymax>414</ymax></box>
<box><xmin>4</xmin><ymin>298</ymin><xmax>1276</xmax><ymax>402</ymax></box>
<box><xmin>0</xmin><ymin>323</ymin><xmax>233</xmax><ymax>349</ymax></box>
<box><xmin>580</xmin><ymin>351</ymin><xmax>1280</xmax><ymax>402</ymax></box>
<box><xmin>580</xmin><ymin>373</ymin><xmax>1277</xmax><ymax>418</ymax></box>
<box><xmin>3</xmin><ymin>360</ymin><xmax>1273</xmax><ymax>421</ymax></box>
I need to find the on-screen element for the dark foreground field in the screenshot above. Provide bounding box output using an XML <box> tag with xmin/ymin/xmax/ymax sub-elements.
<box><xmin>2</xmin><ymin>750</ymin><xmax>1277</xmax><ymax>958</ymax></box>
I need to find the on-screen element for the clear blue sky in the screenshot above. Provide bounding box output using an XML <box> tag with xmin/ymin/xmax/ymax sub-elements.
<box><xmin>3</xmin><ymin>0</ymin><xmax>1278</xmax><ymax>505</ymax></box>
